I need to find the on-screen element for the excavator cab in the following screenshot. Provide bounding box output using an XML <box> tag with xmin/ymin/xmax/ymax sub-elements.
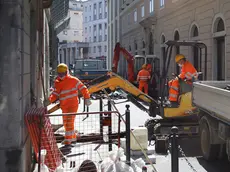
<box><xmin>75</xmin><ymin>41</ymin><xmax>208</xmax><ymax>153</ymax></box>
<box><xmin>134</xmin><ymin>55</ymin><xmax>145</xmax><ymax>76</ymax></box>
<box><xmin>134</xmin><ymin>55</ymin><xmax>158</xmax><ymax>74</ymax></box>
<box><xmin>158</xmin><ymin>40</ymin><xmax>207</xmax><ymax>118</ymax></box>
<box><xmin>144</xmin><ymin>41</ymin><xmax>208</xmax><ymax>153</ymax></box>
<box><xmin>147</xmin><ymin>56</ymin><xmax>160</xmax><ymax>98</ymax></box>
<box><xmin>134</xmin><ymin>55</ymin><xmax>160</xmax><ymax>97</ymax></box>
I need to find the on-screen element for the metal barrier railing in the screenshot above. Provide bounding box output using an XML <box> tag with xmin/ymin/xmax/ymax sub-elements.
<box><xmin>102</xmin><ymin>89</ymin><xmax>158</xmax><ymax>172</ymax></box>
<box><xmin>33</xmin><ymin>98</ymin><xmax>131</xmax><ymax>172</ymax></box>
<box><xmin>26</xmin><ymin>93</ymin><xmax>159</xmax><ymax>171</ymax></box>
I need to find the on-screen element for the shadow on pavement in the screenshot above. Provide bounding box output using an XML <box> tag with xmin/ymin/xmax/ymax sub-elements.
<box><xmin>177</xmin><ymin>137</ymin><xmax>203</xmax><ymax>157</ymax></box>
<box><xmin>197</xmin><ymin>157</ymin><xmax>230</xmax><ymax>172</ymax></box>
<box><xmin>177</xmin><ymin>137</ymin><xmax>230</xmax><ymax>172</ymax></box>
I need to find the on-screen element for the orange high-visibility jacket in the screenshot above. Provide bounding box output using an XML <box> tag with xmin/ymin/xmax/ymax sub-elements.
<box><xmin>168</xmin><ymin>79</ymin><xmax>179</xmax><ymax>101</ymax></box>
<box><xmin>49</xmin><ymin>75</ymin><xmax>90</xmax><ymax>109</ymax></box>
<box><xmin>179</xmin><ymin>61</ymin><xmax>198</xmax><ymax>80</ymax></box>
<box><xmin>137</xmin><ymin>69</ymin><xmax>151</xmax><ymax>82</ymax></box>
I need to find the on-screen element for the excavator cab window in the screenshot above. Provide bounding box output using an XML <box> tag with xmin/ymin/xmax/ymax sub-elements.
<box><xmin>146</xmin><ymin>57</ymin><xmax>154</xmax><ymax>65</ymax></box>
<box><xmin>146</xmin><ymin>57</ymin><xmax>154</xmax><ymax>73</ymax></box>
<box><xmin>134</xmin><ymin>55</ymin><xmax>145</xmax><ymax>75</ymax></box>
<box><xmin>145</xmin><ymin>56</ymin><xmax>160</xmax><ymax>75</ymax></box>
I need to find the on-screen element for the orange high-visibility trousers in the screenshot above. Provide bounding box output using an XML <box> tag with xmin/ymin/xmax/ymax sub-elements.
<box><xmin>62</xmin><ymin>105</ymin><xmax>79</xmax><ymax>145</ymax></box>
<box><xmin>139</xmin><ymin>81</ymin><xmax>148</xmax><ymax>94</ymax></box>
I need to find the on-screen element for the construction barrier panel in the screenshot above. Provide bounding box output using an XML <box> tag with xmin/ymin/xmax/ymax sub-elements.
<box><xmin>40</xmin><ymin>99</ymin><xmax>126</xmax><ymax>171</ymax></box>
<box><xmin>25</xmin><ymin>107</ymin><xmax>62</xmax><ymax>171</ymax></box>
<box><xmin>25</xmin><ymin>98</ymin><xmax>157</xmax><ymax>171</ymax></box>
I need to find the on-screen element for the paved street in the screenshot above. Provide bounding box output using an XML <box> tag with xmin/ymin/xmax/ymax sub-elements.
<box><xmin>112</xmin><ymin>99</ymin><xmax>230</xmax><ymax>172</ymax></box>
<box><xmin>49</xmin><ymin>98</ymin><xmax>230</xmax><ymax>172</ymax></box>
<box><xmin>154</xmin><ymin>137</ymin><xmax>230</xmax><ymax>172</ymax></box>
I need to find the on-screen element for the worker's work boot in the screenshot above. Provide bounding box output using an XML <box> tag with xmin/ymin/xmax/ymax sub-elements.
<box><xmin>61</xmin><ymin>132</ymin><xmax>80</xmax><ymax>145</ymax></box>
<box><xmin>61</xmin><ymin>140</ymin><xmax>75</xmax><ymax>146</ymax></box>
<box><xmin>71</xmin><ymin>132</ymin><xmax>81</xmax><ymax>144</ymax></box>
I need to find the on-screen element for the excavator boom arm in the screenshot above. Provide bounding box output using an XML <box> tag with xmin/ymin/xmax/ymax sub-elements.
<box><xmin>112</xmin><ymin>43</ymin><xmax>135</xmax><ymax>82</ymax></box>
<box><xmin>48</xmin><ymin>72</ymin><xmax>158</xmax><ymax>116</ymax></box>
<box><xmin>88</xmin><ymin>73</ymin><xmax>154</xmax><ymax>104</ymax></box>
<box><xmin>120</xmin><ymin>47</ymin><xmax>135</xmax><ymax>82</ymax></box>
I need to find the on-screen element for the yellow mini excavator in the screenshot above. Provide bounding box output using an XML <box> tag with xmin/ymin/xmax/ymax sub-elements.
<box><xmin>48</xmin><ymin>40</ymin><xmax>207</xmax><ymax>153</ymax></box>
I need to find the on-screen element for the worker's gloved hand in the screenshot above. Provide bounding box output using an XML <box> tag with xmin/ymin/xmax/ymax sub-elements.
<box><xmin>43</xmin><ymin>99</ymin><xmax>50</xmax><ymax>107</ymax></box>
<box><xmin>85</xmin><ymin>99</ymin><xmax>92</xmax><ymax>106</ymax></box>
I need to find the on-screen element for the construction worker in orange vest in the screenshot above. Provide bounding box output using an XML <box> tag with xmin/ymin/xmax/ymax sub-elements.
<box><xmin>168</xmin><ymin>54</ymin><xmax>198</xmax><ymax>102</ymax></box>
<box><xmin>137</xmin><ymin>64</ymin><xmax>151</xmax><ymax>94</ymax></box>
<box><xmin>48</xmin><ymin>63</ymin><xmax>92</xmax><ymax>146</ymax></box>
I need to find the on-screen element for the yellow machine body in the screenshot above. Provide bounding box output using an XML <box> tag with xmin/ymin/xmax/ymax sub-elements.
<box><xmin>164</xmin><ymin>92</ymin><xmax>196</xmax><ymax>118</ymax></box>
<box><xmin>48</xmin><ymin>73</ymin><xmax>196</xmax><ymax>119</ymax></box>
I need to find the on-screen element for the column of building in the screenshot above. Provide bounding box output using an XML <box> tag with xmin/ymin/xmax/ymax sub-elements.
<box><xmin>107</xmin><ymin>0</ymin><xmax>112</xmax><ymax>69</ymax></box>
<box><xmin>72</xmin><ymin>47</ymin><xmax>76</xmax><ymax>62</ymax></box>
<box><xmin>70</xmin><ymin>47</ymin><xmax>72</xmax><ymax>64</ymax></box>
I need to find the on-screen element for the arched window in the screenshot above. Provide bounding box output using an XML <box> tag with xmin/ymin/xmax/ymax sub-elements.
<box><xmin>174</xmin><ymin>31</ymin><xmax>179</xmax><ymax>41</ymax></box>
<box><xmin>59</xmin><ymin>49</ymin><xmax>62</xmax><ymax>63</ymax></box>
<box><xmin>134</xmin><ymin>41</ymin><xmax>138</xmax><ymax>50</ymax></box>
<box><xmin>190</xmin><ymin>25</ymin><xmax>199</xmax><ymax>70</ymax></box>
<box><xmin>161</xmin><ymin>35</ymin><xmax>165</xmax><ymax>44</ymax></box>
<box><xmin>149</xmin><ymin>32</ymin><xmax>153</xmax><ymax>54</ymax></box>
<box><xmin>191</xmin><ymin>25</ymin><xmax>199</xmax><ymax>37</ymax></box>
<box><xmin>216</xmin><ymin>19</ymin><xmax>225</xmax><ymax>32</ymax></box>
<box><xmin>161</xmin><ymin>35</ymin><xmax>166</xmax><ymax>63</ymax></box>
<box><xmin>142</xmin><ymin>41</ymin><xmax>145</xmax><ymax>48</ymax></box>
<box><xmin>213</xmin><ymin>17</ymin><xmax>226</xmax><ymax>80</ymax></box>
<box><xmin>142</xmin><ymin>40</ymin><xmax>145</xmax><ymax>55</ymax></box>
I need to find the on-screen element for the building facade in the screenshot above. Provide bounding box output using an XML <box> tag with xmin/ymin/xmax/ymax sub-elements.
<box><xmin>58</xmin><ymin>41</ymin><xmax>89</xmax><ymax>66</ymax></box>
<box><xmin>108</xmin><ymin>0</ymin><xmax>230</xmax><ymax>81</ymax></box>
<box><xmin>58</xmin><ymin>0</ymin><xmax>84</xmax><ymax>43</ymax></box>
<box><xmin>57</xmin><ymin>0</ymin><xmax>89</xmax><ymax>67</ymax></box>
<box><xmin>83</xmin><ymin>0</ymin><xmax>108</xmax><ymax>62</ymax></box>
<box><xmin>107</xmin><ymin>0</ymin><xmax>121</xmax><ymax>70</ymax></box>
<box><xmin>0</xmin><ymin>0</ymin><xmax>53</xmax><ymax>171</ymax></box>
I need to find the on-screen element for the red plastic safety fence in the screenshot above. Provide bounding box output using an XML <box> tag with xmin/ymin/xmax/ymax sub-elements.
<box><xmin>25</xmin><ymin>107</ymin><xmax>62</xmax><ymax>171</ymax></box>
